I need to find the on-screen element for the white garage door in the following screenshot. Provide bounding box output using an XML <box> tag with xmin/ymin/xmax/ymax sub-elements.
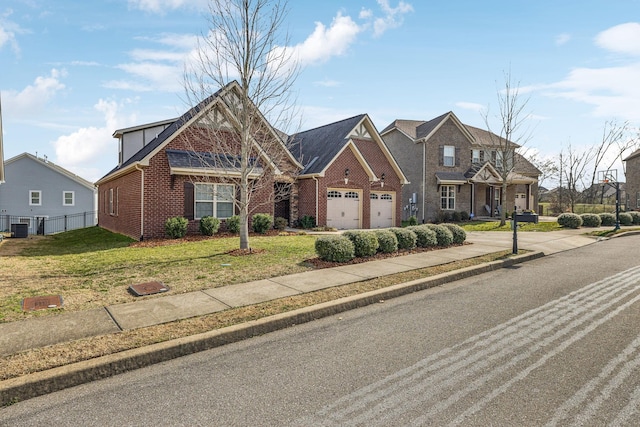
<box><xmin>327</xmin><ymin>189</ymin><xmax>360</xmax><ymax>229</ymax></box>
<box><xmin>370</xmin><ymin>192</ymin><xmax>394</xmax><ymax>228</ymax></box>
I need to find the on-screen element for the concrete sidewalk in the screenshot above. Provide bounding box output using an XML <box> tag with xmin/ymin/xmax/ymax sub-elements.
<box><xmin>0</xmin><ymin>228</ymin><xmax>601</xmax><ymax>358</ymax></box>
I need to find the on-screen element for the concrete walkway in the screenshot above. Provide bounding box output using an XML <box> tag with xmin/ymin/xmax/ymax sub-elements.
<box><xmin>0</xmin><ymin>227</ymin><xmax>602</xmax><ymax>358</ymax></box>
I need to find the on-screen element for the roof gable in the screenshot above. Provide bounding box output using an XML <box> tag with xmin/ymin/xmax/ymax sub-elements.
<box><xmin>5</xmin><ymin>153</ymin><xmax>95</xmax><ymax>190</ymax></box>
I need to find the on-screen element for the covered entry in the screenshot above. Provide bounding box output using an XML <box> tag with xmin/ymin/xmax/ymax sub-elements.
<box><xmin>327</xmin><ymin>189</ymin><xmax>361</xmax><ymax>229</ymax></box>
<box><xmin>370</xmin><ymin>191</ymin><xmax>394</xmax><ymax>228</ymax></box>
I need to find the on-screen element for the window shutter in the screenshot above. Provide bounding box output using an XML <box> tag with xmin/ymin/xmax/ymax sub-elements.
<box><xmin>455</xmin><ymin>147</ymin><xmax>460</xmax><ymax>167</ymax></box>
<box><xmin>439</xmin><ymin>145</ymin><xmax>443</xmax><ymax>166</ymax></box>
<box><xmin>184</xmin><ymin>182</ymin><xmax>194</xmax><ymax>220</ymax></box>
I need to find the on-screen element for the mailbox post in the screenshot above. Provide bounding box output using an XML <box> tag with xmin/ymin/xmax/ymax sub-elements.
<box><xmin>512</xmin><ymin>206</ymin><xmax>518</xmax><ymax>254</ymax></box>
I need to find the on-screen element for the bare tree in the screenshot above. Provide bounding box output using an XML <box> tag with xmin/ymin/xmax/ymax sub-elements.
<box><xmin>559</xmin><ymin>143</ymin><xmax>594</xmax><ymax>212</ymax></box>
<box><xmin>525</xmin><ymin>152</ymin><xmax>558</xmax><ymax>201</ymax></box>
<box><xmin>482</xmin><ymin>70</ymin><xmax>533</xmax><ymax>226</ymax></box>
<box><xmin>183</xmin><ymin>0</ymin><xmax>300</xmax><ymax>250</ymax></box>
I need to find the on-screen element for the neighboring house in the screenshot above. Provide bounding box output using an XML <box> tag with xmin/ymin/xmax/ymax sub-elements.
<box><xmin>582</xmin><ymin>182</ymin><xmax>626</xmax><ymax>206</ymax></box>
<box><xmin>0</xmin><ymin>153</ymin><xmax>96</xmax><ymax>234</ymax></box>
<box><xmin>624</xmin><ymin>149</ymin><xmax>640</xmax><ymax>210</ymax></box>
<box><xmin>289</xmin><ymin>114</ymin><xmax>408</xmax><ymax>229</ymax></box>
<box><xmin>96</xmin><ymin>81</ymin><xmax>301</xmax><ymax>240</ymax></box>
<box><xmin>381</xmin><ymin>112</ymin><xmax>540</xmax><ymax>222</ymax></box>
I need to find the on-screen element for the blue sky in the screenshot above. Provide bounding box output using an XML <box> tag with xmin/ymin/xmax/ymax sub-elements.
<box><xmin>1</xmin><ymin>0</ymin><xmax>640</xmax><ymax>184</ymax></box>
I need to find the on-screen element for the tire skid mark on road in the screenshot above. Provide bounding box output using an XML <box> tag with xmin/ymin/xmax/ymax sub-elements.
<box><xmin>290</xmin><ymin>265</ymin><xmax>640</xmax><ymax>427</ymax></box>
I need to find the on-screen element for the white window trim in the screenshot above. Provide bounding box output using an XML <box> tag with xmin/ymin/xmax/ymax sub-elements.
<box><xmin>443</xmin><ymin>145</ymin><xmax>455</xmax><ymax>167</ymax></box>
<box><xmin>63</xmin><ymin>191</ymin><xmax>75</xmax><ymax>206</ymax></box>
<box><xmin>440</xmin><ymin>185</ymin><xmax>455</xmax><ymax>210</ymax></box>
<box><xmin>195</xmin><ymin>183</ymin><xmax>235</xmax><ymax>219</ymax></box>
<box><xmin>29</xmin><ymin>190</ymin><xmax>42</xmax><ymax>206</ymax></box>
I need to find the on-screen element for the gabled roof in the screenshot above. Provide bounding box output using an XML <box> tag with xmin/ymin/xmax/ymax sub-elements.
<box><xmin>289</xmin><ymin>114</ymin><xmax>408</xmax><ymax>184</ymax></box>
<box><xmin>381</xmin><ymin>112</ymin><xmax>475</xmax><ymax>144</ymax></box>
<box><xmin>112</xmin><ymin>118</ymin><xmax>178</xmax><ymax>138</ymax></box>
<box><xmin>96</xmin><ymin>80</ymin><xmax>301</xmax><ymax>185</ymax></box>
<box><xmin>5</xmin><ymin>153</ymin><xmax>95</xmax><ymax>190</ymax></box>
<box><xmin>289</xmin><ymin>115</ymin><xmax>366</xmax><ymax>175</ymax></box>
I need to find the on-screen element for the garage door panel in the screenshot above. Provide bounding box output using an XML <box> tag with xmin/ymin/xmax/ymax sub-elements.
<box><xmin>370</xmin><ymin>192</ymin><xmax>393</xmax><ymax>228</ymax></box>
<box><xmin>327</xmin><ymin>190</ymin><xmax>360</xmax><ymax>229</ymax></box>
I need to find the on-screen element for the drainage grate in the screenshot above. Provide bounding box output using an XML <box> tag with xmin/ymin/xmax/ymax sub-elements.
<box><xmin>22</xmin><ymin>295</ymin><xmax>63</xmax><ymax>311</ymax></box>
<box><xmin>129</xmin><ymin>281</ymin><xmax>170</xmax><ymax>297</ymax></box>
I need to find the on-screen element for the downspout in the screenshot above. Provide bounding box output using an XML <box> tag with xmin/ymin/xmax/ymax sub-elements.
<box><xmin>422</xmin><ymin>141</ymin><xmax>426</xmax><ymax>223</ymax></box>
<box><xmin>312</xmin><ymin>176</ymin><xmax>319</xmax><ymax>223</ymax></box>
<box><xmin>135</xmin><ymin>165</ymin><xmax>144</xmax><ymax>240</ymax></box>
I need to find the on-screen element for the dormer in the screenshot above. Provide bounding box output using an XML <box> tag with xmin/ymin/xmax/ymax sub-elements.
<box><xmin>113</xmin><ymin>118</ymin><xmax>177</xmax><ymax>166</ymax></box>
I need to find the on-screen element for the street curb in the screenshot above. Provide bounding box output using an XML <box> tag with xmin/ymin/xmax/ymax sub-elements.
<box><xmin>0</xmin><ymin>251</ymin><xmax>543</xmax><ymax>406</ymax></box>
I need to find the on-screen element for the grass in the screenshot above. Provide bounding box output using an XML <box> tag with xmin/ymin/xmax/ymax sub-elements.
<box><xmin>0</xmin><ymin>227</ymin><xmax>318</xmax><ymax>322</ymax></box>
<box><xmin>460</xmin><ymin>220</ymin><xmax>562</xmax><ymax>232</ymax></box>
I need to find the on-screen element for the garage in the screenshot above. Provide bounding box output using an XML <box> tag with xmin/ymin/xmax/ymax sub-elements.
<box><xmin>327</xmin><ymin>189</ymin><xmax>360</xmax><ymax>229</ymax></box>
<box><xmin>370</xmin><ymin>192</ymin><xmax>394</xmax><ymax>228</ymax></box>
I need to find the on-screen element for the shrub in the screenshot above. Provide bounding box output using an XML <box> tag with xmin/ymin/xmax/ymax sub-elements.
<box><xmin>343</xmin><ymin>231</ymin><xmax>379</xmax><ymax>257</ymax></box>
<box><xmin>252</xmin><ymin>213</ymin><xmax>273</xmax><ymax>234</ymax></box>
<box><xmin>408</xmin><ymin>225</ymin><xmax>438</xmax><ymax>248</ymax></box>
<box><xmin>407</xmin><ymin>215</ymin><xmax>418</xmax><ymax>226</ymax></box>
<box><xmin>315</xmin><ymin>235</ymin><xmax>355</xmax><ymax>262</ymax></box>
<box><xmin>599</xmin><ymin>213</ymin><xmax>616</xmax><ymax>227</ymax></box>
<box><xmin>580</xmin><ymin>213</ymin><xmax>601</xmax><ymax>228</ymax></box>
<box><xmin>226</xmin><ymin>215</ymin><xmax>241</xmax><ymax>234</ymax></box>
<box><xmin>628</xmin><ymin>211</ymin><xmax>640</xmax><ymax>225</ymax></box>
<box><xmin>557</xmin><ymin>213</ymin><xmax>583</xmax><ymax>229</ymax></box>
<box><xmin>199</xmin><ymin>216</ymin><xmax>221</xmax><ymax>236</ymax></box>
<box><xmin>390</xmin><ymin>227</ymin><xmax>417</xmax><ymax>250</ymax></box>
<box><xmin>434</xmin><ymin>210</ymin><xmax>452</xmax><ymax>224</ymax></box>
<box><xmin>165</xmin><ymin>216</ymin><xmax>188</xmax><ymax>239</ymax></box>
<box><xmin>459</xmin><ymin>211</ymin><xmax>470</xmax><ymax>221</ymax></box>
<box><xmin>424</xmin><ymin>223</ymin><xmax>454</xmax><ymax>246</ymax></box>
<box><xmin>442</xmin><ymin>223</ymin><xmax>467</xmax><ymax>244</ymax></box>
<box><xmin>274</xmin><ymin>217</ymin><xmax>288</xmax><ymax>231</ymax></box>
<box><xmin>299</xmin><ymin>215</ymin><xmax>316</xmax><ymax>229</ymax></box>
<box><xmin>374</xmin><ymin>229</ymin><xmax>398</xmax><ymax>253</ymax></box>
<box><xmin>619</xmin><ymin>212</ymin><xmax>633</xmax><ymax>226</ymax></box>
<box><xmin>451</xmin><ymin>211</ymin><xmax>462</xmax><ymax>222</ymax></box>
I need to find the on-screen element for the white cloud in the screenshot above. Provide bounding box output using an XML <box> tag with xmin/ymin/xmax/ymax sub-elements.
<box><xmin>314</xmin><ymin>79</ymin><xmax>341</xmax><ymax>88</ymax></box>
<box><xmin>0</xmin><ymin>10</ymin><xmax>24</xmax><ymax>54</ymax></box>
<box><xmin>455</xmin><ymin>101</ymin><xmax>485</xmax><ymax>113</ymax></box>
<box><xmin>555</xmin><ymin>33</ymin><xmax>571</xmax><ymax>46</ymax></box>
<box><xmin>128</xmin><ymin>0</ymin><xmax>207</xmax><ymax>14</ymax></box>
<box><xmin>3</xmin><ymin>69</ymin><xmax>66</xmax><ymax>117</ymax></box>
<box><xmin>52</xmin><ymin>99</ymin><xmax>136</xmax><ymax>178</ymax></box>
<box><xmin>286</xmin><ymin>12</ymin><xmax>361</xmax><ymax>66</ymax></box>
<box><xmin>595</xmin><ymin>22</ymin><xmax>640</xmax><ymax>56</ymax></box>
<box><xmin>368</xmin><ymin>0</ymin><xmax>414</xmax><ymax>37</ymax></box>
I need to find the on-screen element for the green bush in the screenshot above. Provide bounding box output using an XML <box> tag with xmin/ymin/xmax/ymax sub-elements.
<box><xmin>390</xmin><ymin>227</ymin><xmax>417</xmax><ymax>250</ymax></box>
<box><xmin>226</xmin><ymin>215</ymin><xmax>241</xmax><ymax>234</ymax></box>
<box><xmin>274</xmin><ymin>217</ymin><xmax>288</xmax><ymax>231</ymax></box>
<box><xmin>442</xmin><ymin>223</ymin><xmax>467</xmax><ymax>244</ymax></box>
<box><xmin>557</xmin><ymin>213</ymin><xmax>583</xmax><ymax>229</ymax></box>
<box><xmin>165</xmin><ymin>216</ymin><xmax>188</xmax><ymax>239</ymax></box>
<box><xmin>459</xmin><ymin>211</ymin><xmax>470</xmax><ymax>221</ymax></box>
<box><xmin>580</xmin><ymin>213</ymin><xmax>601</xmax><ymax>228</ymax></box>
<box><xmin>315</xmin><ymin>235</ymin><xmax>355</xmax><ymax>262</ymax></box>
<box><xmin>619</xmin><ymin>212</ymin><xmax>633</xmax><ymax>226</ymax></box>
<box><xmin>599</xmin><ymin>213</ymin><xmax>616</xmax><ymax>227</ymax></box>
<box><xmin>408</xmin><ymin>225</ymin><xmax>438</xmax><ymax>248</ymax></box>
<box><xmin>424</xmin><ymin>223</ymin><xmax>454</xmax><ymax>246</ymax></box>
<box><xmin>299</xmin><ymin>215</ymin><xmax>316</xmax><ymax>229</ymax></box>
<box><xmin>252</xmin><ymin>213</ymin><xmax>273</xmax><ymax>234</ymax></box>
<box><xmin>199</xmin><ymin>216</ymin><xmax>221</xmax><ymax>236</ymax></box>
<box><xmin>343</xmin><ymin>231</ymin><xmax>379</xmax><ymax>257</ymax></box>
<box><xmin>407</xmin><ymin>215</ymin><xmax>418</xmax><ymax>226</ymax></box>
<box><xmin>451</xmin><ymin>211</ymin><xmax>462</xmax><ymax>222</ymax></box>
<box><xmin>628</xmin><ymin>211</ymin><xmax>640</xmax><ymax>225</ymax></box>
<box><xmin>374</xmin><ymin>229</ymin><xmax>398</xmax><ymax>253</ymax></box>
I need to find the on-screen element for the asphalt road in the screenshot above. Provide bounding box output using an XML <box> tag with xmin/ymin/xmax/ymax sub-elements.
<box><xmin>2</xmin><ymin>235</ymin><xmax>640</xmax><ymax>426</ymax></box>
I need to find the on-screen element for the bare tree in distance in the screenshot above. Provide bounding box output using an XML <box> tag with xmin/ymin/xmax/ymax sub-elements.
<box><xmin>558</xmin><ymin>142</ymin><xmax>595</xmax><ymax>213</ymax></box>
<box><xmin>482</xmin><ymin>70</ymin><xmax>535</xmax><ymax>226</ymax></box>
<box><xmin>182</xmin><ymin>0</ymin><xmax>301</xmax><ymax>250</ymax></box>
<box><xmin>525</xmin><ymin>151</ymin><xmax>558</xmax><ymax>203</ymax></box>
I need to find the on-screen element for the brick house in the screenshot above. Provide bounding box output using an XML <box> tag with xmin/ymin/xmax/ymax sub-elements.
<box><xmin>96</xmin><ymin>81</ymin><xmax>301</xmax><ymax>240</ymax></box>
<box><xmin>624</xmin><ymin>149</ymin><xmax>640</xmax><ymax>210</ymax></box>
<box><xmin>381</xmin><ymin>112</ymin><xmax>540</xmax><ymax>222</ymax></box>
<box><xmin>289</xmin><ymin>114</ymin><xmax>408</xmax><ymax>229</ymax></box>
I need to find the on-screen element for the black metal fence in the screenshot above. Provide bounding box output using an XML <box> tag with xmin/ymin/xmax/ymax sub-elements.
<box><xmin>0</xmin><ymin>211</ymin><xmax>97</xmax><ymax>236</ymax></box>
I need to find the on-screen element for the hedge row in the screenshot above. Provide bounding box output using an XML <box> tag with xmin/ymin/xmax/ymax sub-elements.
<box><xmin>164</xmin><ymin>213</ymin><xmax>288</xmax><ymax>238</ymax></box>
<box><xmin>314</xmin><ymin>223</ymin><xmax>467</xmax><ymax>262</ymax></box>
<box><xmin>558</xmin><ymin>212</ymin><xmax>640</xmax><ymax>229</ymax></box>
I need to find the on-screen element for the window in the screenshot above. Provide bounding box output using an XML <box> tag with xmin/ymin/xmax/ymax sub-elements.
<box><xmin>109</xmin><ymin>188</ymin><xmax>115</xmax><ymax>215</ymax></box>
<box><xmin>29</xmin><ymin>190</ymin><xmax>41</xmax><ymax>206</ymax></box>
<box><xmin>443</xmin><ymin>146</ymin><xmax>455</xmax><ymax>167</ymax></box>
<box><xmin>440</xmin><ymin>185</ymin><xmax>455</xmax><ymax>210</ymax></box>
<box><xmin>370</xmin><ymin>194</ymin><xmax>378</xmax><ymax>200</ymax></box>
<box><xmin>344</xmin><ymin>191</ymin><xmax>359</xmax><ymax>199</ymax></box>
<box><xmin>328</xmin><ymin>190</ymin><xmax>341</xmax><ymax>199</ymax></box>
<box><xmin>63</xmin><ymin>191</ymin><xmax>75</xmax><ymax>206</ymax></box>
<box><xmin>472</xmin><ymin>149</ymin><xmax>481</xmax><ymax>164</ymax></box>
<box><xmin>494</xmin><ymin>187</ymin><xmax>501</xmax><ymax>206</ymax></box>
<box><xmin>195</xmin><ymin>183</ymin><xmax>234</xmax><ymax>219</ymax></box>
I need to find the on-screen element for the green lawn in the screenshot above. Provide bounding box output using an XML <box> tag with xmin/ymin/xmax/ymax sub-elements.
<box><xmin>460</xmin><ymin>220</ymin><xmax>562</xmax><ymax>232</ymax></box>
